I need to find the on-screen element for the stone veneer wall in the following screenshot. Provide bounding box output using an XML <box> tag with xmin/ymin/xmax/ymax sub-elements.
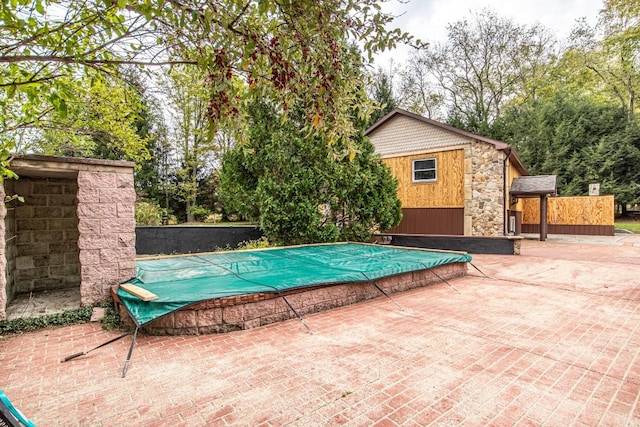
<box><xmin>469</xmin><ymin>141</ymin><xmax>505</xmax><ymax>236</ymax></box>
<box><xmin>77</xmin><ymin>171</ymin><xmax>136</xmax><ymax>306</ymax></box>
<box><xmin>10</xmin><ymin>177</ymin><xmax>80</xmax><ymax>294</ymax></box>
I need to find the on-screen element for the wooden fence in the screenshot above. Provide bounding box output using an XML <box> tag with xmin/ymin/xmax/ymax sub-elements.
<box><xmin>521</xmin><ymin>195</ymin><xmax>615</xmax><ymax>236</ymax></box>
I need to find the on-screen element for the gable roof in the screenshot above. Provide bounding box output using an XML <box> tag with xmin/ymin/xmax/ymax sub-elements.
<box><xmin>365</xmin><ymin>108</ymin><xmax>527</xmax><ymax>175</ymax></box>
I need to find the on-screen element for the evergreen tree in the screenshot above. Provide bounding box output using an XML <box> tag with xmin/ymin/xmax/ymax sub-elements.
<box><xmin>220</xmin><ymin>102</ymin><xmax>401</xmax><ymax>245</ymax></box>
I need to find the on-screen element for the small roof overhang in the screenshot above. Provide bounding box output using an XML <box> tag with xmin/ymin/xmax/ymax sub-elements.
<box><xmin>510</xmin><ymin>175</ymin><xmax>557</xmax><ymax>198</ymax></box>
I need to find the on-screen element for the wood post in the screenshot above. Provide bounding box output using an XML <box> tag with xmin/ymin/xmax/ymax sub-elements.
<box><xmin>540</xmin><ymin>195</ymin><xmax>548</xmax><ymax>241</ymax></box>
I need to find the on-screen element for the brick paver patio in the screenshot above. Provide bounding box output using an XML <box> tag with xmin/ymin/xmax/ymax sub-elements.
<box><xmin>1</xmin><ymin>237</ymin><xmax>639</xmax><ymax>426</ymax></box>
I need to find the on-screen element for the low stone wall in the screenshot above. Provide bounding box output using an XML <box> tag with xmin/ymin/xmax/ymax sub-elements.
<box><xmin>114</xmin><ymin>262</ymin><xmax>467</xmax><ymax>335</ymax></box>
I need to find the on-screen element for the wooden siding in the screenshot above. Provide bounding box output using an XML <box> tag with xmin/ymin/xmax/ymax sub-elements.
<box><xmin>383</xmin><ymin>150</ymin><xmax>465</xmax><ymax>208</ymax></box>
<box><xmin>508</xmin><ymin>160</ymin><xmax>524</xmax><ymax>212</ymax></box>
<box><xmin>522</xmin><ymin>195</ymin><xmax>614</xmax><ymax>225</ymax></box>
<box><xmin>386</xmin><ymin>208</ymin><xmax>464</xmax><ymax>235</ymax></box>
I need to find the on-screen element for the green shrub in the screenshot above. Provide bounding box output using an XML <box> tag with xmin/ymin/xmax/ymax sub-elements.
<box><xmin>135</xmin><ymin>201</ymin><xmax>163</xmax><ymax>225</ymax></box>
<box><xmin>237</xmin><ymin>237</ymin><xmax>271</xmax><ymax>250</ymax></box>
<box><xmin>189</xmin><ymin>205</ymin><xmax>212</xmax><ymax>222</ymax></box>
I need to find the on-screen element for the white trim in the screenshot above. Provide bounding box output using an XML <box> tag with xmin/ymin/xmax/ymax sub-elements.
<box><xmin>412</xmin><ymin>158</ymin><xmax>437</xmax><ymax>183</ymax></box>
<box><xmin>379</xmin><ymin>145</ymin><xmax>469</xmax><ymax>160</ymax></box>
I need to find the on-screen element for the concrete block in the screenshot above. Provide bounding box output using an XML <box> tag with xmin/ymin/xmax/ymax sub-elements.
<box><xmin>78</xmin><ymin>235</ymin><xmax>118</xmax><ymax>250</ymax></box>
<box><xmin>16</xmin><ymin>243</ymin><xmax>48</xmax><ymax>256</ymax></box>
<box><xmin>76</xmin><ymin>188</ymin><xmax>100</xmax><ymax>203</ymax></box>
<box><xmin>222</xmin><ymin>305</ymin><xmax>244</xmax><ymax>324</ymax></box>
<box><xmin>197</xmin><ymin>308</ymin><xmax>223</xmax><ymax>327</ymax></box>
<box><xmin>116</xmin><ymin>203</ymin><xmax>134</xmax><ymax>218</ymax></box>
<box><xmin>78</xmin><ymin>171</ymin><xmax>117</xmax><ymax>188</ymax></box>
<box><xmin>81</xmin><ymin>264</ymin><xmax>119</xmax><ymax>280</ymax></box>
<box><xmin>99</xmin><ymin>188</ymin><xmax>136</xmax><ymax>204</ymax></box>
<box><xmin>48</xmin><ymin>195</ymin><xmax>77</xmax><ymax>207</ymax></box>
<box><xmin>49</xmin><ymin>218</ymin><xmax>78</xmax><ymax>231</ymax></box>
<box><xmin>117</xmin><ymin>233</ymin><xmax>135</xmax><ymax>248</ymax></box>
<box><xmin>22</xmin><ymin>195</ymin><xmax>48</xmax><ymax>206</ymax></box>
<box><xmin>90</xmin><ymin>307</ymin><xmax>106</xmax><ymax>322</ymax></box>
<box><xmin>101</xmin><ymin>217</ymin><xmax>135</xmax><ymax>234</ymax></box>
<box><xmin>17</xmin><ymin>219</ymin><xmax>47</xmax><ymax>231</ymax></box>
<box><xmin>33</xmin><ymin>231</ymin><xmax>64</xmax><ymax>243</ymax></box>
<box><xmin>15</xmin><ymin>206</ymin><xmax>34</xmax><ymax>219</ymax></box>
<box><xmin>49</xmin><ymin>264</ymin><xmax>80</xmax><ymax>277</ymax></box>
<box><xmin>77</xmin><ymin>219</ymin><xmax>101</xmax><ymax>234</ymax></box>
<box><xmin>64</xmin><ymin>253</ymin><xmax>80</xmax><ymax>265</ymax></box>
<box><xmin>64</xmin><ymin>230</ymin><xmax>79</xmax><ymax>241</ymax></box>
<box><xmin>15</xmin><ymin>256</ymin><xmax>34</xmax><ymax>269</ymax></box>
<box><xmin>49</xmin><ymin>242</ymin><xmax>80</xmax><ymax>253</ymax></box>
<box><xmin>174</xmin><ymin>311</ymin><xmax>197</xmax><ymax>328</ymax></box>
<box><xmin>77</xmin><ymin>203</ymin><xmax>117</xmax><ymax>219</ymax></box>
<box><xmin>116</xmin><ymin>173</ymin><xmax>134</xmax><ymax>188</ymax></box>
<box><xmin>61</xmin><ymin>207</ymin><xmax>77</xmax><ymax>218</ymax></box>
<box><xmin>16</xmin><ymin>233</ymin><xmax>32</xmax><ymax>244</ymax></box>
<box><xmin>12</xmin><ymin>180</ymin><xmax>32</xmax><ymax>194</ymax></box>
<box><xmin>33</xmin><ymin>182</ymin><xmax>62</xmax><ymax>194</ymax></box>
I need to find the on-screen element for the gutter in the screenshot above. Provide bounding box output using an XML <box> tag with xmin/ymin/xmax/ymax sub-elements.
<box><xmin>502</xmin><ymin>148</ymin><xmax>513</xmax><ymax>236</ymax></box>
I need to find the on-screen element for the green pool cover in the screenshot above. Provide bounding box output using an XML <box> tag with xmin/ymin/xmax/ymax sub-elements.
<box><xmin>119</xmin><ymin>243</ymin><xmax>472</xmax><ymax>326</ymax></box>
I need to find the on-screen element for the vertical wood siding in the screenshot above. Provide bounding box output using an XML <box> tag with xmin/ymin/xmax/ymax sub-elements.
<box><xmin>382</xmin><ymin>149</ymin><xmax>465</xmax><ymax>208</ymax></box>
<box><xmin>521</xmin><ymin>195</ymin><xmax>615</xmax><ymax>235</ymax></box>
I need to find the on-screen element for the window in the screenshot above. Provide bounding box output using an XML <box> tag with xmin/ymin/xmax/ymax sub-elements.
<box><xmin>413</xmin><ymin>158</ymin><xmax>437</xmax><ymax>182</ymax></box>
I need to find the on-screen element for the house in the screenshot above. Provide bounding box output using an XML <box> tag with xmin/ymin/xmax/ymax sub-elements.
<box><xmin>365</xmin><ymin>108</ymin><xmax>527</xmax><ymax>237</ymax></box>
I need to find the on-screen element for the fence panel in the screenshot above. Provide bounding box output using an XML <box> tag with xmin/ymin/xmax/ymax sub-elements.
<box><xmin>521</xmin><ymin>195</ymin><xmax>614</xmax><ymax>235</ymax></box>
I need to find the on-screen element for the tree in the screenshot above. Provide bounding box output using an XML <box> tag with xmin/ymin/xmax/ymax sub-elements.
<box><xmin>367</xmin><ymin>64</ymin><xmax>398</xmax><ymax>127</ymax></box>
<box><xmin>397</xmin><ymin>53</ymin><xmax>444</xmax><ymax>120</ymax></box>
<box><xmin>1</xmin><ymin>0</ymin><xmax>416</xmax><ymax>181</ymax></box>
<box><xmin>597</xmin><ymin>121</ymin><xmax>640</xmax><ymax>214</ymax></box>
<box><xmin>159</xmin><ymin>66</ymin><xmax>227</xmax><ymax>222</ymax></box>
<box><xmin>411</xmin><ymin>9</ymin><xmax>554</xmax><ymax>134</ymax></box>
<box><xmin>33</xmin><ymin>72</ymin><xmax>150</xmax><ymax>163</ymax></box>
<box><xmin>220</xmin><ymin>101</ymin><xmax>401</xmax><ymax>245</ymax></box>
<box><xmin>567</xmin><ymin>0</ymin><xmax>640</xmax><ymax>120</ymax></box>
<box><xmin>493</xmin><ymin>93</ymin><xmax>632</xmax><ymax>197</ymax></box>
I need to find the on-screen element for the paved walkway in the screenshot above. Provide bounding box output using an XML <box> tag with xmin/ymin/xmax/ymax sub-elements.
<box><xmin>1</xmin><ymin>238</ymin><xmax>639</xmax><ymax>426</ymax></box>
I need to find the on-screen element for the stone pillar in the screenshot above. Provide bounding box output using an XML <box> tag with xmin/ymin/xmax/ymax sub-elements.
<box><xmin>0</xmin><ymin>183</ymin><xmax>6</xmax><ymax>320</ymax></box>
<box><xmin>470</xmin><ymin>141</ymin><xmax>505</xmax><ymax>236</ymax></box>
<box><xmin>77</xmin><ymin>171</ymin><xmax>136</xmax><ymax>306</ymax></box>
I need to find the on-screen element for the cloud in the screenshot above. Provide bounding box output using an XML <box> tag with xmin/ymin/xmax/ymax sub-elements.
<box><xmin>375</xmin><ymin>0</ymin><xmax>603</xmax><ymax>65</ymax></box>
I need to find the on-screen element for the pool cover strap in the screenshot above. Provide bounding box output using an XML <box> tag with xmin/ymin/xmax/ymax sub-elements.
<box><xmin>118</xmin><ymin>243</ymin><xmax>472</xmax><ymax>327</ymax></box>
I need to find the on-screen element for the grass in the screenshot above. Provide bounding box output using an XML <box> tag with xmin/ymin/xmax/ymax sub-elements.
<box><xmin>0</xmin><ymin>303</ymin><xmax>123</xmax><ymax>336</ymax></box>
<box><xmin>615</xmin><ymin>220</ymin><xmax>640</xmax><ymax>233</ymax></box>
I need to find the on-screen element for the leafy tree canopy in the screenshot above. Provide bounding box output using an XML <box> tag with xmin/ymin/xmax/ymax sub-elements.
<box><xmin>219</xmin><ymin>101</ymin><xmax>402</xmax><ymax>245</ymax></box>
<box><xmin>1</xmin><ymin>0</ymin><xmax>416</xmax><ymax>180</ymax></box>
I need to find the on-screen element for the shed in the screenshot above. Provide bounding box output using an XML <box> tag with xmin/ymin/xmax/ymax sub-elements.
<box><xmin>0</xmin><ymin>155</ymin><xmax>136</xmax><ymax>320</ymax></box>
<box><xmin>366</xmin><ymin>109</ymin><xmax>527</xmax><ymax>237</ymax></box>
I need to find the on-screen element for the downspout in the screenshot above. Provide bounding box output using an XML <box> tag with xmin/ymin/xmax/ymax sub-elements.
<box><xmin>502</xmin><ymin>148</ymin><xmax>513</xmax><ymax>236</ymax></box>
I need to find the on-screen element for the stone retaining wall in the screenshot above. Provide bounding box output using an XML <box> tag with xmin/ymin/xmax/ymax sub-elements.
<box><xmin>115</xmin><ymin>262</ymin><xmax>467</xmax><ymax>335</ymax></box>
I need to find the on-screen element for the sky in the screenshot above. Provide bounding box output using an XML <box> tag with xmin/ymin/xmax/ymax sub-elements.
<box><xmin>374</xmin><ymin>0</ymin><xmax>605</xmax><ymax>66</ymax></box>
